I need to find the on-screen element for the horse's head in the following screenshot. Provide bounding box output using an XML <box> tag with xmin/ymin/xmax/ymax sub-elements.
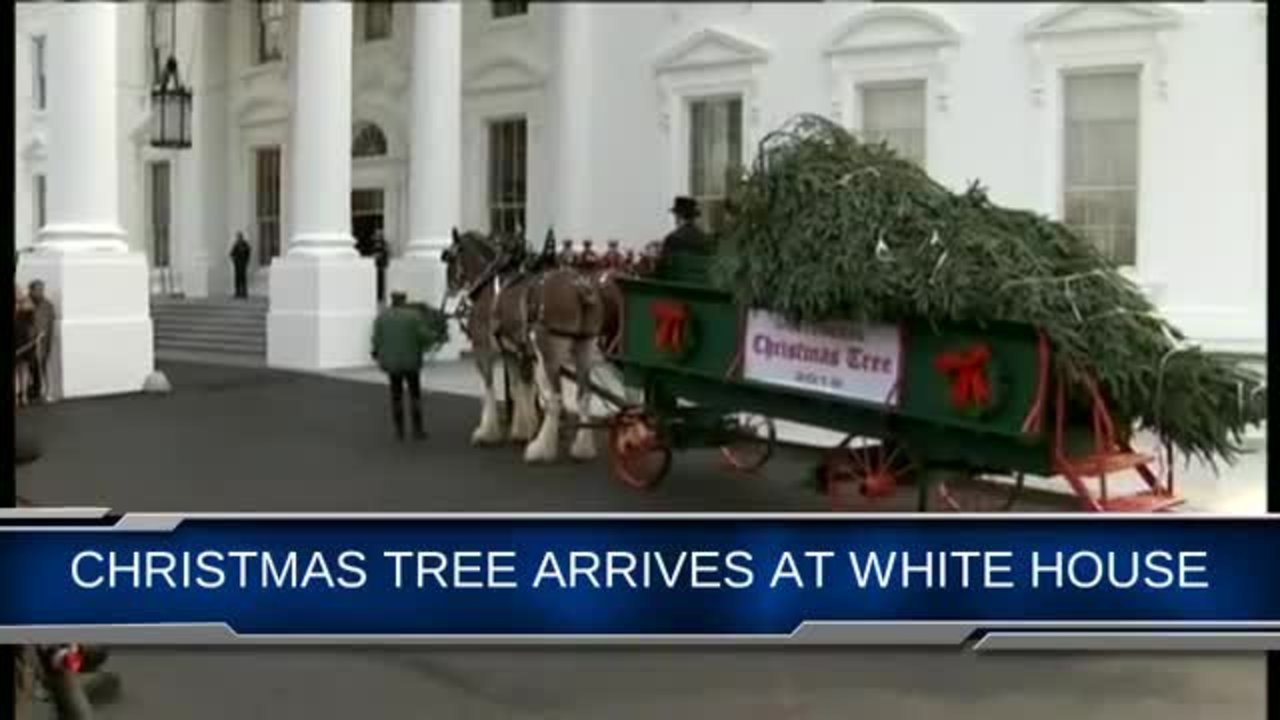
<box><xmin>442</xmin><ymin>228</ymin><xmax>502</xmax><ymax>296</ymax></box>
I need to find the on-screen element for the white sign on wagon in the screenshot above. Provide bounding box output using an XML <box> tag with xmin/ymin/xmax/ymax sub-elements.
<box><xmin>742</xmin><ymin>310</ymin><xmax>903</xmax><ymax>407</ymax></box>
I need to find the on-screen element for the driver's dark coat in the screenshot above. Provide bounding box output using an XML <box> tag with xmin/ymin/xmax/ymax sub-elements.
<box><xmin>661</xmin><ymin>222</ymin><xmax>710</xmax><ymax>256</ymax></box>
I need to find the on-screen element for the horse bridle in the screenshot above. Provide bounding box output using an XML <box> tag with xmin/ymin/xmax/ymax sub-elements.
<box><xmin>439</xmin><ymin>233</ymin><xmax>511</xmax><ymax>325</ymax></box>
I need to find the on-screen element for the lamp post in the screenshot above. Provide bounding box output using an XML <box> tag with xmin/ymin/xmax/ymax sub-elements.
<box><xmin>149</xmin><ymin>1</ymin><xmax>192</xmax><ymax>150</ymax></box>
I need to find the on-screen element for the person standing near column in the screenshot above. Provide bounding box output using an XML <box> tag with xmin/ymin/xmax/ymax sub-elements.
<box><xmin>371</xmin><ymin>291</ymin><xmax>431</xmax><ymax>441</ymax></box>
<box><xmin>27</xmin><ymin>280</ymin><xmax>56</xmax><ymax>404</ymax></box>
<box><xmin>372</xmin><ymin>230</ymin><xmax>390</xmax><ymax>305</ymax></box>
<box><xmin>230</xmin><ymin>232</ymin><xmax>252</xmax><ymax>299</ymax></box>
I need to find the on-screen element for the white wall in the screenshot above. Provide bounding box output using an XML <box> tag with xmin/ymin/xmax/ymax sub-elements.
<box><xmin>460</xmin><ymin>1</ymin><xmax>554</xmax><ymax>240</ymax></box>
<box><xmin>14</xmin><ymin>6</ymin><xmax>48</xmax><ymax>254</ymax></box>
<box><xmin>581</xmin><ymin>2</ymin><xmax>1267</xmax><ymax>353</ymax></box>
<box><xmin>14</xmin><ymin>2</ymin><xmax>1267</xmax><ymax>354</ymax></box>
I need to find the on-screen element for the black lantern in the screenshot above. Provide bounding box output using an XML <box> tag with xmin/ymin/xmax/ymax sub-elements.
<box><xmin>149</xmin><ymin>2</ymin><xmax>192</xmax><ymax>150</ymax></box>
<box><xmin>150</xmin><ymin>57</ymin><xmax>192</xmax><ymax>149</ymax></box>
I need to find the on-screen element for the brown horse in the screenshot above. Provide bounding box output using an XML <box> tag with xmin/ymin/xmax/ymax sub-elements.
<box><xmin>443</xmin><ymin>230</ymin><xmax>614</xmax><ymax>463</ymax></box>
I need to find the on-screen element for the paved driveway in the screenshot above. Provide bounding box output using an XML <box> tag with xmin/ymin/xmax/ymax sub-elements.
<box><xmin>16</xmin><ymin>362</ymin><xmax>1267</xmax><ymax>720</ymax></box>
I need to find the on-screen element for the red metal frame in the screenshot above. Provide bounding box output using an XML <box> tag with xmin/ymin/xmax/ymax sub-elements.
<box><xmin>1050</xmin><ymin>369</ymin><xmax>1182</xmax><ymax>512</ymax></box>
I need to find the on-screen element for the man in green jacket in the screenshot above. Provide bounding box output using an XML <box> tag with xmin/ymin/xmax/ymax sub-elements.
<box><xmin>371</xmin><ymin>291</ymin><xmax>432</xmax><ymax>440</ymax></box>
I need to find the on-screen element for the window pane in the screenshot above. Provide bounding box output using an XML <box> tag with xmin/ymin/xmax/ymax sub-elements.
<box><xmin>1063</xmin><ymin>72</ymin><xmax>1139</xmax><ymax>265</ymax></box>
<box><xmin>688</xmin><ymin>96</ymin><xmax>744</xmax><ymax>233</ymax></box>
<box><xmin>33</xmin><ymin>175</ymin><xmax>46</xmax><ymax>233</ymax></box>
<box><xmin>861</xmin><ymin>82</ymin><xmax>926</xmax><ymax>166</ymax></box>
<box><xmin>487</xmin><ymin>118</ymin><xmax>528</xmax><ymax>236</ymax></box>
<box><xmin>149</xmin><ymin>3</ymin><xmax>174</xmax><ymax>84</ymax></box>
<box><xmin>257</xmin><ymin>1</ymin><xmax>285</xmax><ymax>64</ymax></box>
<box><xmin>256</xmin><ymin>147</ymin><xmax>282</xmax><ymax>265</ymax></box>
<box><xmin>150</xmin><ymin>162</ymin><xmax>171</xmax><ymax>268</ymax></box>
<box><xmin>352</xmin><ymin>123</ymin><xmax>388</xmax><ymax>157</ymax></box>
<box><xmin>32</xmin><ymin>36</ymin><xmax>46</xmax><ymax>109</ymax></box>
<box><xmin>352</xmin><ymin>189</ymin><xmax>383</xmax><ymax>215</ymax></box>
<box><xmin>365</xmin><ymin>2</ymin><xmax>392</xmax><ymax>40</ymax></box>
<box><xmin>492</xmin><ymin>1</ymin><xmax>529</xmax><ymax>19</ymax></box>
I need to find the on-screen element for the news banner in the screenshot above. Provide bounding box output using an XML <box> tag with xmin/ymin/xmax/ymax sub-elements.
<box><xmin>1</xmin><ymin>512</ymin><xmax>1278</xmax><ymax>650</ymax></box>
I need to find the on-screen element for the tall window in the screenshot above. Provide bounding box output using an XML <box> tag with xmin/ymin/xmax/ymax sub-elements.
<box><xmin>149</xmin><ymin>161</ymin><xmax>172</xmax><ymax>268</ymax></box>
<box><xmin>255</xmin><ymin>147</ymin><xmax>282</xmax><ymax>266</ymax></box>
<box><xmin>487</xmin><ymin>118</ymin><xmax>527</xmax><ymax>236</ymax></box>
<box><xmin>363</xmin><ymin>2</ymin><xmax>393</xmax><ymax>41</ymax></box>
<box><xmin>255</xmin><ymin>1</ymin><xmax>286</xmax><ymax>65</ymax></box>
<box><xmin>860</xmin><ymin>81</ymin><xmax>926</xmax><ymax>167</ymax></box>
<box><xmin>147</xmin><ymin>1</ymin><xmax>174</xmax><ymax>85</ymax></box>
<box><xmin>1063</xmin><ymin>70</ymin><xmax>1140</xmax><ymax>266</ymax></box>
<box><xmin>32</xmin><ymin>35</ymin><xmax>46</xmax><ymax>110</ymax></box>
<box><xmin>688</xmin><ymin>96</ymin><xmax>743</xmax><ymax>234</ymax></box>
<box><xmin>492</xmin><ymin>1</ymin><xmax>529</xmax><ymax>19</ymax></box>
<box><xmin>33</xmin><ymin>175</ymin><xmax>46</xmax><ymax>237</ymax></box>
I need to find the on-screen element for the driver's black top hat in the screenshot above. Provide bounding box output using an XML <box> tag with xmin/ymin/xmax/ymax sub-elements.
<box><xmin>670</xmin><ymin>196</ymin><xmax>701</xmax><ymax>219</ymax></box>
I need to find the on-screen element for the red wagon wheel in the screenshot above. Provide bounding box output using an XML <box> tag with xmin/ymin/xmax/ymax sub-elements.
<box><xmin>820</xmin><ymin>441</ymin><xmax>914</xmax><ymax>511</ymax></box>
<box><xmin>608</xmin><ymin>409</ymin><xmax>672</xmax><ymax>490</ymax></box>
<box><xmin>926</xmin><ymin>471</ymin><xmax>1025</xmax><ymax>512</ymax></box>
<box><xmin>720</xmin><ymin>413</ymin><xmax>777</xmax><ymax>473</ymax></box>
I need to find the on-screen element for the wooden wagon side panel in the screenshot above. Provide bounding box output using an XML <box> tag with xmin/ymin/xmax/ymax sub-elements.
<box><xmin>616</xmin><ymin>278</ymin><xmax>740</xmax><ymax>379</ymax></box>
<box><xmin>898</xmin><ymin>321</ymin><xmax>1045</xmax><ymax>440</ymax></box>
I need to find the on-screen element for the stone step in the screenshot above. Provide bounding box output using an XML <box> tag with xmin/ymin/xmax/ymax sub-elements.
<box><xmin>154</xmin><ymin>316</ymin><xmax>266</xmax><ymax>333</ymax></box>
<box><xmin>151</xmin><ymin>296</ymin><xmax>267</xmax><ymax>307</ymax></box>
<box><xmin>155</xmin><ymin>324</ymin><xmax>265</xmax><ymax>340</ymax></box>
<box><xmin>150</xmin><ymin>306</ymin><xmax>269</xmax><ymax>320</ymax></box>
<box><xmin>150</xmin><ymin>296</ymin><xmax>269</xmax><ymax>360</ymax></box>
<box><xmin>158</xmin><ymin>336</ymin><xmax>266</xmax><ymax>355</ymax></box>
<box><xmin>156</xmin><ymin>330</ymin><xmax>266</xmax><ymax>347</ymax></box>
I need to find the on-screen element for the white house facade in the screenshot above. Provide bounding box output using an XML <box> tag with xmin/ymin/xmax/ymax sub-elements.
<box><xmin>13</xmin><ymin>2</ymin><xmax>1268</xmax><ymax>398</ymax></box>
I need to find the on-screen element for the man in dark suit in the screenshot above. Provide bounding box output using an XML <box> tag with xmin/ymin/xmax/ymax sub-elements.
<box><xmin>661</xmin><ymin>196</ymin><xmax>711</xmax><ymax>258</ymax></box>
<box><xmin>230</xmin><ymin>232</ymin><xmax>252</xmax><ymax>299</ymax></box>
<box><xmin>371</xmin><ymin>230</ymin><xmax>390</xmax><ymax>305</ymax></box>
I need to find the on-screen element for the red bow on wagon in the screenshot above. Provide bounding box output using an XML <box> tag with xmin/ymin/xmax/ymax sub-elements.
<box><xmin>651</xmin><ymin>301</ymin><xmax>690</xmax><ymax>354</ymax></box>
<box><xmin>933</xmin><ymin>343</ymin><xmax>993</xmax><ymax>412</ymax></box>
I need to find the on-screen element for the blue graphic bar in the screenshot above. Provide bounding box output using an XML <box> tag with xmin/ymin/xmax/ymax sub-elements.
<box><xmin>0</xmin><ymin>515</ymin><xmax>1276</xmax><ymax>643</ymax></box>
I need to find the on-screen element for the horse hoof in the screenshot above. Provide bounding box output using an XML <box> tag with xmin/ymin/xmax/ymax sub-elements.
<box><xmin>523</xmin><ymin>447</ymin><xmax>558</xmax><ymax>464</ymax></box>
<box><xmin>472</xmin><ymin>430</ymin><xmax>504</xmax><ymax>446</ymax></box>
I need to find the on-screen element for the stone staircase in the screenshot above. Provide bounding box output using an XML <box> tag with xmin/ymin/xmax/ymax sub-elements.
<box><xmin>151</xmin><ymin>296</ymin><xmax>267</xmax><ymax>364</ymax></box>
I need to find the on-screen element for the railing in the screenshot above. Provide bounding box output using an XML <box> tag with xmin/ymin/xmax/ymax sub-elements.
<box><xmin>151</xmin><ymin>266</ymin><xmax>185</xmax><ymax>298</ymax></box>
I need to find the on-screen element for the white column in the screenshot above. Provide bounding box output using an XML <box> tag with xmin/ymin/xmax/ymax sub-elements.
<box><xmin>267</xmin><ymin>2</ymin><xmax>376</xmax><ymax>370</ymax></box>
<box><xmin>388</xmin><ymin>0</ymin><xmax>464</xmax><ymax>360</ymax></box>
<box><xmin>174</xmin><ymin>1</ymin><xmax>218</xmax><ymax>298</ymax></box>
<box><xmin>17</xmin><ymin>2</ymin><xmax>154</xmax><ymax>399</ymax></box>
<box><xmin>553</xmin><ymin>3</ymin><xmax>594</xmax><ymax>239</ymax></box>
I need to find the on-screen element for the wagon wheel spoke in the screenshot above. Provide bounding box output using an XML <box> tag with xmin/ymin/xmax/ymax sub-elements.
<box><xmin>823</xmin><ymin>441</ymin><xmax>907</xmax><ymax>512</ymax></box>
<box><xmin>849</xmin><ymin>444</ymin><xmax>871</xmax><ymax>478</ymax></box>
<box><xmin>609</xmin><ymin>411</ymin><xmax>672</xmax><ymax>490</ymax></box>
<box><xmin>929</xmin><ymin>472</ymin><xmax>1025</xmax><ymax>513</ymax></box>
<box><xmin>720</xmin><ymin>414</ymin><xmax>776</xmax><ymax>474</ymax></box>
<box><xmin>825</xmin><ymin>457</ymin><xmax>872</xmax><ymax>512</ymax></box>
<box><xmin>882</xmin><ymin>443</ymin><xmax>906</xmax><ymax>472</ymax></box>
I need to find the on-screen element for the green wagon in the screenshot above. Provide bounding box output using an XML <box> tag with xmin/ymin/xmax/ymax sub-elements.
<box><xmin>603</xmin><ymin>254</ymin><xmax>1182</xmax><ymax>513</ymax></box>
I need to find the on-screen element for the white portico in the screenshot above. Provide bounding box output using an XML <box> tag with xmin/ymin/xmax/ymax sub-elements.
<box><xmin>13</xmin><ymin>2</ymin><xmax>1268</xmax><ymax>397</ymax></box>
<box><xmin>268</xmin><ymin>1</ymin><xmax>466</xmax><ymax>370</ymax></box>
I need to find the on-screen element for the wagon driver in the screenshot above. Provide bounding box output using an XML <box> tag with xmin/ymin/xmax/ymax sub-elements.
<box><xmin>661</xmin><ymin>196</ymin><xmax>711</xmax><ymax>259</ymax></box>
